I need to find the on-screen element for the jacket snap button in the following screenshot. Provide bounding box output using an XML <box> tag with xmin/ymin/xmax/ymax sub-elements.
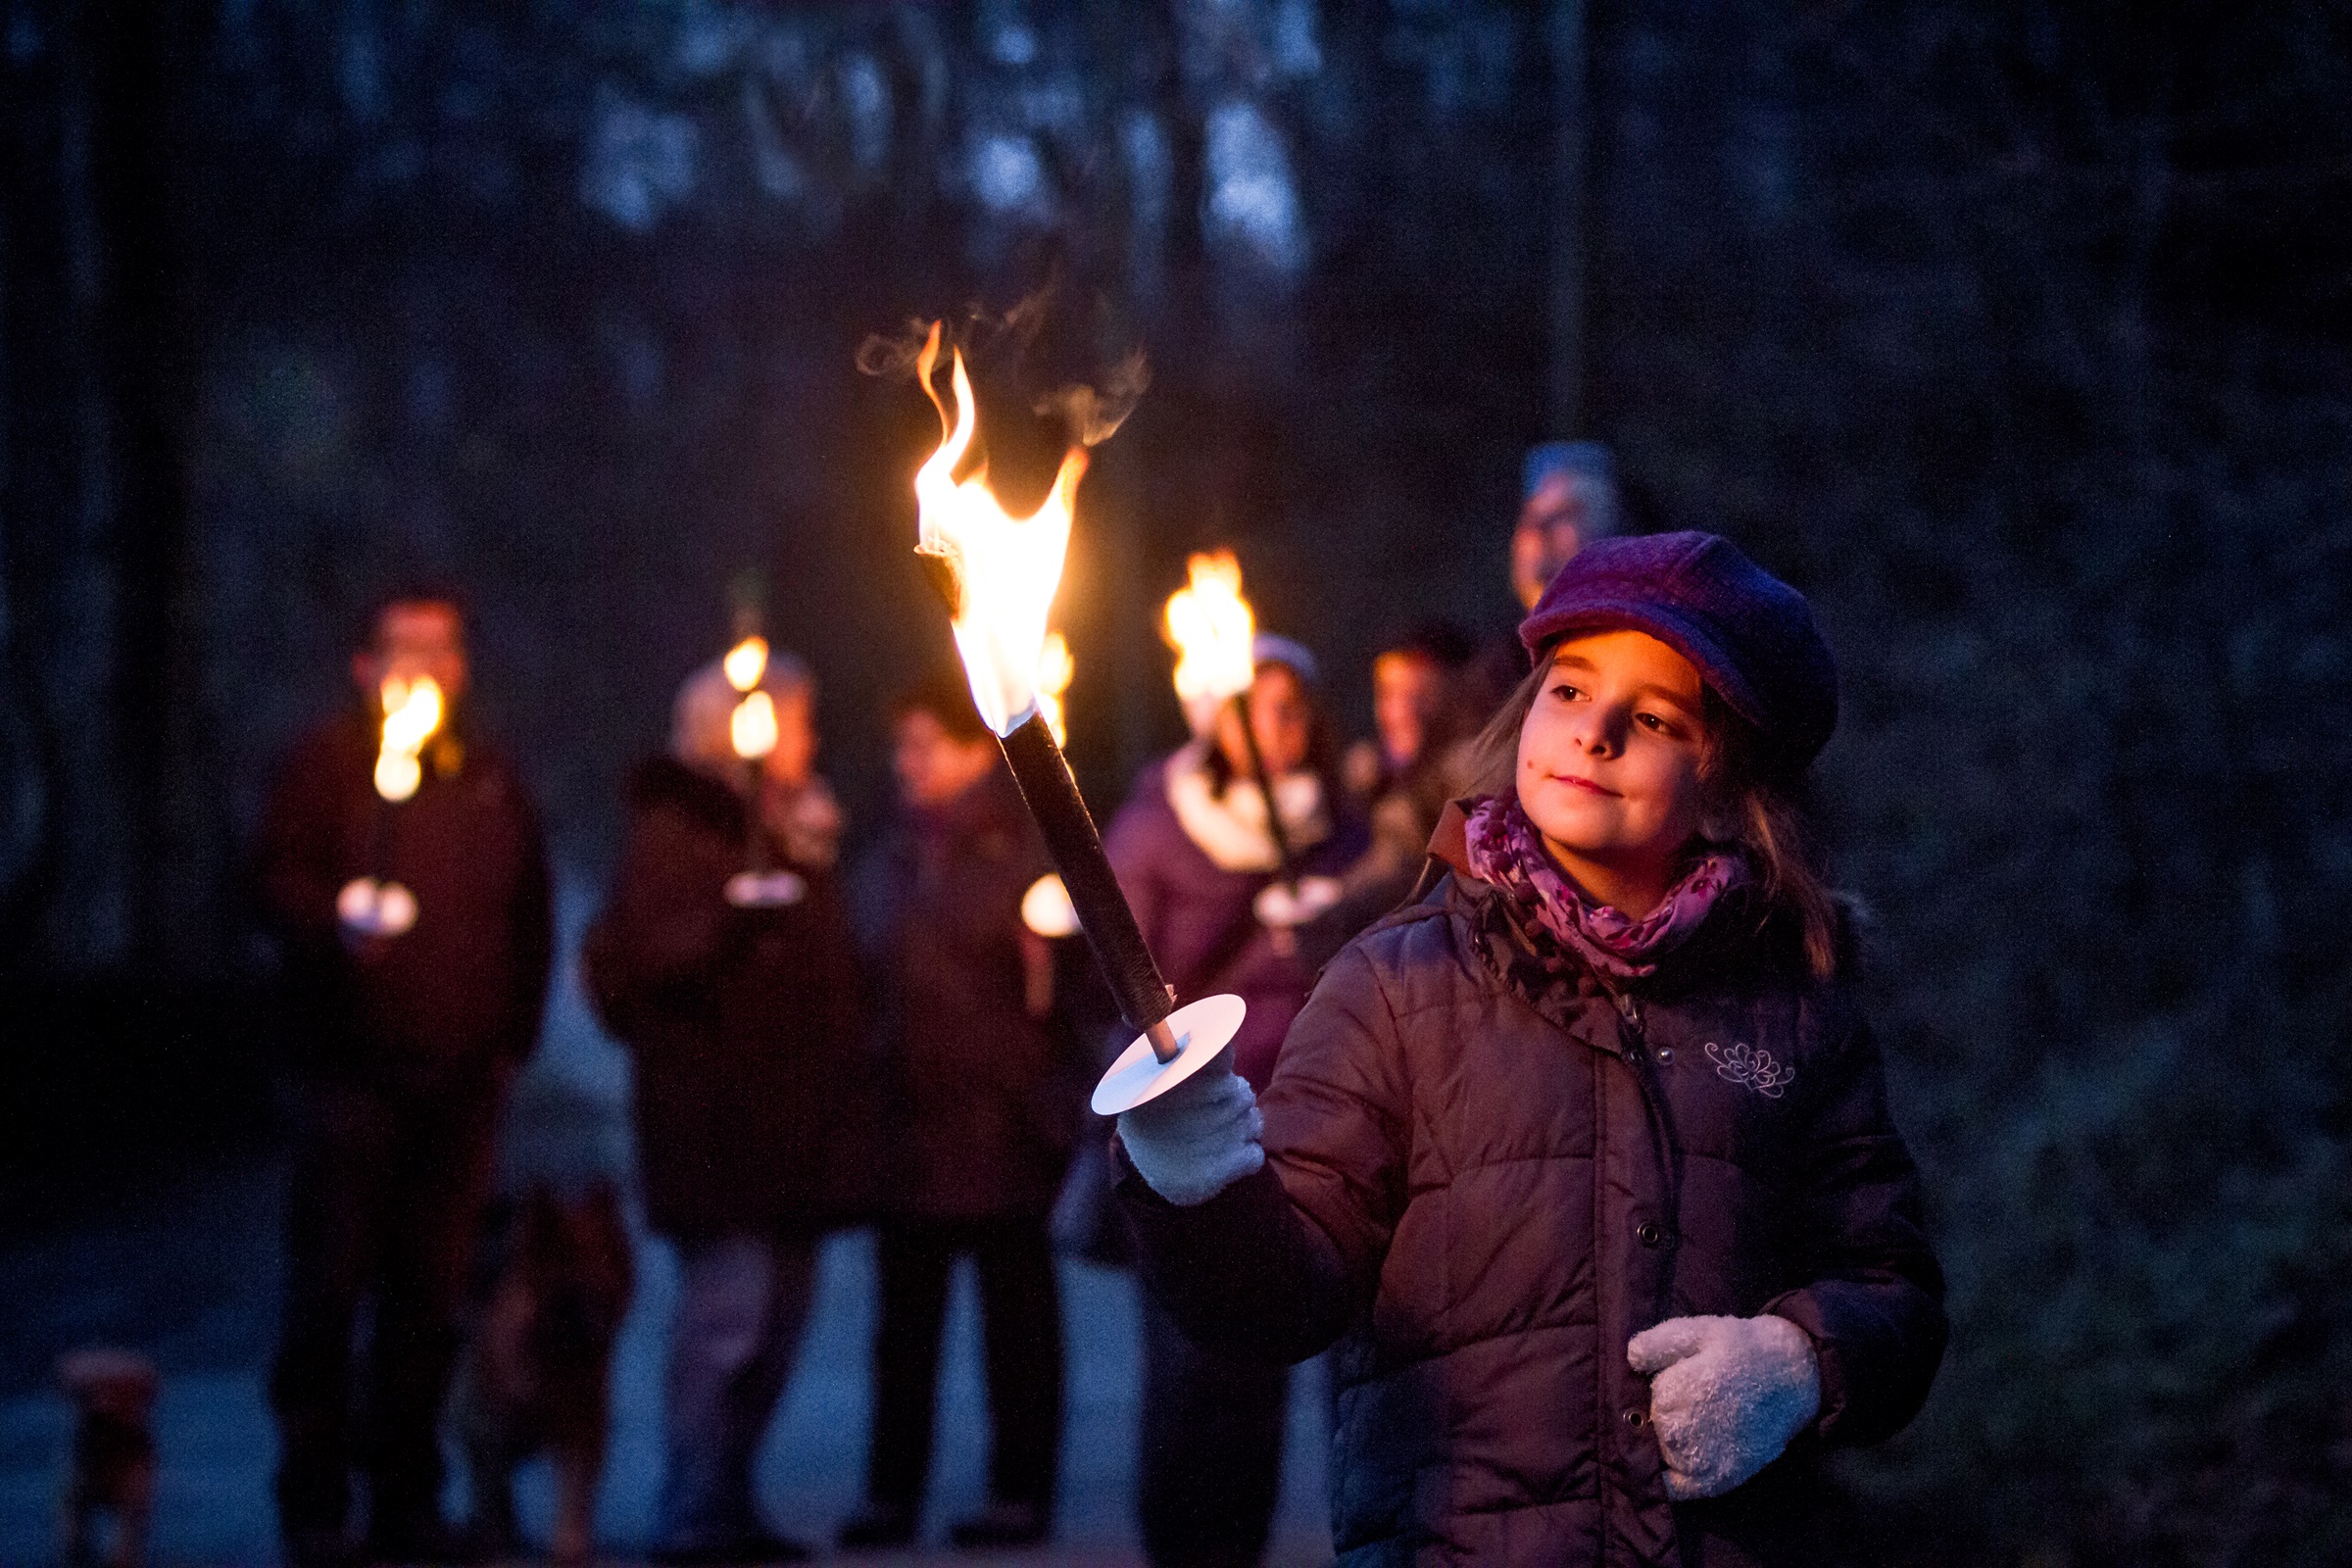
<box><xmin>1623</xmin><ymin>1406</ymin><xmax>1646</xmax><ymax>1428</ymax></box>
<box><xmin>1655</xmin><ymin>1047</ymin><xmax>1673</xmax><ymax>1064</ymax></box>
<box><xmin>1637</xmin><ymin>1222</ymin><xmax>1662</xmax><ymax>1247</ymax></box>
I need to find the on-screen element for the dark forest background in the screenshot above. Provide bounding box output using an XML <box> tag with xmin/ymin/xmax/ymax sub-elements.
<box><xmin>3</xmin><ymin>2</ymin><xmax>2349</xmax><ymax>1562</ymax></box>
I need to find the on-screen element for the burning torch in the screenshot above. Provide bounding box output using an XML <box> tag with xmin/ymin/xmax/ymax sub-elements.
<box><xmin>720</xmin><ymin>630</ymin><xmax>808</xmax><ymax>909</ymax></box>
<box><xmin>906</xmin><ymin>321</ymin><xmax>1244</xmax><ymax>1115</ymax></box>
<box><xmin>1163</xmin><ymin>552</ymin><xmax>1340</xmax><ymax>942</ymax></box>
<box><xmin>337</xmin><ymin>675</ymin><xmax>442</xmax><ymax>938</ymax></box>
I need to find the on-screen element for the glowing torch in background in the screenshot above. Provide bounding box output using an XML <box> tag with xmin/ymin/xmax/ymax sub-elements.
<box><xmin>720</xmin><ymin>631</ymin><xmax>806</xmax><ymax>908</ymax></box>
<box><xmin>1164</xmin><ymin>551</ymin><xmax>1255</xmax><ymax>733</ymax></box>
<box><xmin>1035</xmin><ymin>631</ymin><xmax>1075</xmax><ymax>748</ymax></box>
<box><xmin>338</xmin><ymin>674</ymin><xmax>443</xmax><ymax>937</ymax></box>
<box><xmin>1163</xmin><ymin>552</ymin><xmax>1343</xmax><ymax>941</ymax></box>
<box><xmin>724</xmin><ymin>633</ymin><xmax>770</xmax><ymax>704</ymax></box>
<box><xmin>1163</xmin><ymin>552</ymin><xmax>1300</xmax><ymax>890</ymax></box>
<box><xmin>725</xmin><ymin>632</ymin><xmax>778</xmax><ymax>800</ymax></box>
<box><xmin>372</xmin><ymin>675</ymin><xmax>443</xmax><ymax>804</ymax></box>
<box><xmin>907</xmin><ymin>320</ymin><xmax>1243</xmax><ymax>1113</ymax></box>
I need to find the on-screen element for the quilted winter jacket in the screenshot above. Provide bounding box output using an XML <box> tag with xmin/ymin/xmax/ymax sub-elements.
<box><xmin>1119</xmin><ymin>808</ymin><xmax>1945</xmax><ymax>1567</ymax></box>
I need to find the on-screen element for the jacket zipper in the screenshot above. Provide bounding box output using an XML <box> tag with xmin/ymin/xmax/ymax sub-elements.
<box><xmin>1610</xmin><ymin>987</ymin><xmax>1643</xmax><ymax>1048</ymax></box>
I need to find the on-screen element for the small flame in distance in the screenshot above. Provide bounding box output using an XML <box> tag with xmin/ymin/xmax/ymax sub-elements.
<box><xmin>723</xmin><ymin>636</ymin><xmax>769</xmax><ymax>694</ymax></box>
<box><xmin>374</xmin><ymin>676</ymin><xmax>444</xmax><ymax>803</ymax></box>
<box><xmin>731</xmin><ymin>688</ymin><xmax>778</xmax><ymax>760</ymax></box>
<box><xmin>1036</xmin><ymin>632</ymin><xmax>1074</xmax><ymax>746</ymax></box>
<box><xmin>1163</xmin><ymin>551</ymin><xmax>1256</xmax><ymax>706</ymax></box>
<box><xmin>911</xmin><ymin>321</ymin><xmax>1087</xmax><ymax>738</ymax></box>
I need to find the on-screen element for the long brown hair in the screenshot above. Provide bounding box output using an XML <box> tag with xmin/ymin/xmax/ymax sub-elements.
<box><xmin>1467</xmin><ymin>650</ymin><xmax>1845</xmax><ymax>981</ymax></box>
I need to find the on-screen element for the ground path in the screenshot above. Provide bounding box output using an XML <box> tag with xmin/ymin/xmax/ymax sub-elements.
<box><xmin>0</xmin><ymin>880</ymin><xmax>1333</xmax><ymax>1566</ymax></box>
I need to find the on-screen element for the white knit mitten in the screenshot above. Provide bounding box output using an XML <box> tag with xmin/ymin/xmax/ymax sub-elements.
<box><xmin>1628</xmin><ymin>1313</ymin><xmax>1821</xmax><ymax>1500</ymax></box>
<box><xmin>1115</xmin><ymin>1053</ymin><xmax>1265</xmax><ymax>1206</ymax></box>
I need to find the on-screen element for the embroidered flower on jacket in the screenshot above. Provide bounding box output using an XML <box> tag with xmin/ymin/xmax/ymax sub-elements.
<box><xmin>1705</xmin><ymin>1041</ymin><xmax>1795</xmax><ymax>1099</ymax></box>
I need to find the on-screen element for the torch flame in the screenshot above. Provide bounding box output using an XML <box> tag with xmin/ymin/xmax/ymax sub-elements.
<box><xmin>912</xmin><ymin>321</ymin><xmax>1087</xmax><ymax>737</ymax></box>
<box><xmin>1036</xmin><ymin>632</ymin><xmax>1074</xmax><ymax>746</ymax></box>
<box><xmin>731</xmin><ymin>688</ymin><xmax>778</xmax><ymax>760</ymax></box>
<box><xmin>374</xmin><ymin>675</ymin><xmax>444</xmax><ymax>803</ymax></box>
<box><xmin>1163</xmin><ymin>551</ymin><xmax>1257</xmax><ymax>705</ymax></box>
<box><xmin>723</xmin><ymin>635</ymin><xmax>769</xmax><ymax>694</ymax></box>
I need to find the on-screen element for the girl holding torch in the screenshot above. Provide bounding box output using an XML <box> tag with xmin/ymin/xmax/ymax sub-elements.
<box><xmin>1112</xmin><ymin>535</ymin><xmax>1946</xmax><ymax>1567</ymax></box>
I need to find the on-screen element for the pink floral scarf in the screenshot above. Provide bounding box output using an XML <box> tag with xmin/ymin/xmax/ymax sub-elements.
<box><xmin>1462</xmin><ymin>795</ymin><xmax>1746</xmax><ymax>980</ymax></box>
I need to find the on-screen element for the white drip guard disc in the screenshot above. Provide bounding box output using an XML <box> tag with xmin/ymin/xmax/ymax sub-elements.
<box><xmin>1091</xmin><ymin>993</ymin><xmax>1249</xmax><ymax>1116</ymax></box>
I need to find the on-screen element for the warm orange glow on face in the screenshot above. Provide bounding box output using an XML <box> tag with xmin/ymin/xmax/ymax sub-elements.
<box><xmin>1163</xmin><ymin>550</ymin><xmax>1256</xmax><ymax>705</ymax></box>
<box><xmin>731</xmin><ymin>689</ymin><xmax>779</xmax><ymax>760</ymax></box>
<box><xmin>723</xmin><ymin>636</ymin><xmax>769</xmax><ymax>694</ymax></box>
<box><xmin>374</xmin><ymin>675</ymin><xmax>444</xmax><ymax>802</ymax></box>
<box><xmin>1036</xmin><ymin>631</ymin><xmax>1074</xmax><ymax>746</ymax></box>
<box><xmin>912</xmin><ymin>321</ymin><xmax>1087</xmax><ymax>737</ymax></box>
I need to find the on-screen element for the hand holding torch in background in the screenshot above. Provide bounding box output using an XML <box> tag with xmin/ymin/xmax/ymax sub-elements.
<box><xmin>1162</xmin><ymin>553</ymin><xmax>1342</xmax><ymax>943</ymax></box>
<box><xmin>720</xmin><ymin>632</ymin><xmax>808</xmax><ymax>908</ymax></box>
<box><xmin>338</xmin><ymin>674</ymin><xmax>442</xmax><ymax>939</ymax></box>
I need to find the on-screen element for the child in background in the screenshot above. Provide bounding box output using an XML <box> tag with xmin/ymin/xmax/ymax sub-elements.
<box><xmin>1307</xmin><ymin>622</ymin><xmax>1479</xmax><ymax>969</ymax></box>
<box><xmin>839</xmin><ymin>674</ymin><xmax>1090</xmax><ymax>1552</ymax></box>
<box><xmin>1113</xmin><ymin>533</ymin><xmax>1946</xmax><ymax>1566</ymax></box>
<box><xmin>1102</xmin><ymin>635</ymin><xmax>1366</xmax><ymax>1568</ymax></box>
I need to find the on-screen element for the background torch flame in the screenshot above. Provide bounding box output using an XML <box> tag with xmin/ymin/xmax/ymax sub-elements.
<box><xmin>1163</xmin><ymin>551</ymin><xmax>1257</xmax><ymax>705</ymax></box>
<box><xmin>1035</xmin><ymin>631</ymin><xmax>1074</xmax><ymax>746</ymax></box>
<box><xmin>722</xmin><ymin>635</ymin><xmax>768</xmax><ymax>693</ymax></box>
<box><xmin>730</xmin><ymin>689</ymin><xmax>778</xmax><ymax>760</ymax></box>
<box><xmin>912</xmin><ymin>321</ymin><xmax>1087</xmax><ymax>737</ymax></box>
<box><xmin>373</xmin><ymin>675</ymin><xmax>443</xmax><ymax>803</ymax></box>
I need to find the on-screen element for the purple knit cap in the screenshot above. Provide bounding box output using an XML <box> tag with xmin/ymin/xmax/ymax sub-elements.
<box><xmin>1518</xmin><ymin>531</ymin><xmax>1838</xmax><ymax>775</ymax></box>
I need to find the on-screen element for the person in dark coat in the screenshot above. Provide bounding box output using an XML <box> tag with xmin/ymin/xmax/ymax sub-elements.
<box><xmin>1112</xmin><ymin>535</ymin><xmax>1946</xmax><ymax>1567</ymax></box>
<box><xmin>836</xmin><ymin>673</ymin><xmax>1091</xmax><ymax>1552</ymax></box>
<box><xmin>582</xmin><ymin>649</ymin><xmax>859</xmax><ymax>1565</ymax></box>
<box><xmin>1102</xmin><ymin>635</ymin><xmax>1367</xmax><ymax>1568</ymax></box>
<box><xmin>253</xmin><ymin>592</ymin><xmax>552</xmax><ymax>1567</ymax></box>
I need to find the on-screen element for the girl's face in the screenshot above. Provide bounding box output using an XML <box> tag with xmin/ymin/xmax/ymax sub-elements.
<box><xmin>1515</xmin><ymin>630</ymin><xmax>1709</xmax><ymax>906</ymax></box>
<box><xmin>1215</xmin><ymin>663</ymin><xmax>1313</xmax><ymax>780</ymax></box>
<box><xmin>893</xmin><ymin>710</ymin><xmax>999</xmax><ymax>808</ymax></box>
<box><xmin>1372</xmin><ymin>652</ymin><xmax>1443</xmax><ymax>770</ymax></box>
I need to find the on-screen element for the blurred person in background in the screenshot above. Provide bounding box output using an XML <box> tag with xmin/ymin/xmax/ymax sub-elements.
<box><xmin>253</xmin><ymin>591</ymin><xmax>551</xmax><ymax>1568</ymax></box>
<box><xmin>837</xmin><ymin>672</ymin><xmax>1091</xmax><ymax>1552</ymax></box>
<box><xmin>1341</xmin><ymin>621</ymin><xmax>1475</xmax><ymax>812</ymax></box>
<box><xmin>1466</xmin><ymin>440</ymin><xmax>1626</xmax><ymax>719</ymax></box>
<box><xmin>1306</xmin><ymin>622</ymin><xmax>1481</xmax><ymax>968</ymax></box>
<box><xmin>1102</xmin><ymin>635</ymin><xmax>1366</xmax><ymax>1568</ymax></box>
<box><xmin>582</xmin><ymin>651</ymin><xmax>861</xmax><ymax>1566</ymax></box>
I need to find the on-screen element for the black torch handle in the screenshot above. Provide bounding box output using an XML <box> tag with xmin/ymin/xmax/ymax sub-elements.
<box><xmin>744</xmin><ymin>760</ymin><xmax>770</xmax><ymax>877</ymax></box>
<box><xmin>367</xmin><ymin>796</ymin><xmax>389</xmax><ymax>883</ymax></box>
<box><xmin>998</xmin><ymin>711</ymin><xmax>1175</xmax><ymax>1035</ymax></box>
<box><xmin>1229</xmin><ymin>692</ymin><xmax>1299</xmax><ymax>889</ymax></box>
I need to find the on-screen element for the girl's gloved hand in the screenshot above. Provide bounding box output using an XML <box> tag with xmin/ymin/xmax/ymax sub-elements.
<box><xmin>1627</xmin><ymin>1313</ymin><xmax>1821</xmax><ymax>1499</ymax></box>
<box><xmin>1115</xmin><ymin>1050</ymin><xmax>1265</xmax><ymax>1206</ymax></box>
